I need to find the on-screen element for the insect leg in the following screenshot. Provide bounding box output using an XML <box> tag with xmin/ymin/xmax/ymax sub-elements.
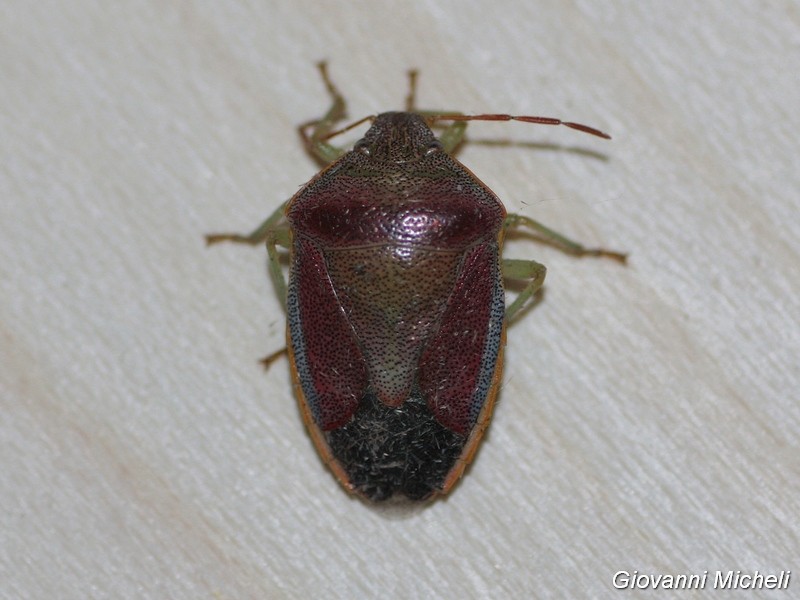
<box><xmin>266</xmin><ymin>221</ymin><xmax>291</xmax><ymax>306</ymax></box>
<box><xmin>504</xmin><ymin>213</ymin><xmax>627</xmax><ymax>263</ymax></box>
<box><xmin>298</xmin><ymin>62</ymin><xmax>350</xmax><ymax>165</ymax></box>
<box><xmin>502</xmin><ymin>258</ymin><xmax>547</xmax><ymax>322</ymax></box>
<box><xmin>205</xmin><ymin>200</ymin><xmax>289</xmax><ymax>246</ymax></box>
<box><xmin>206</xmin><ymin>201</ymin><xmax>292</xmax><ymax>367</ymax></box>
<box><xmin>415</xmin><ymin>110</ymin><xmax>468</xmax><ymax>153</ymax></box>
<box><xmin>437</xmin><ymin>121</ymin><xmax>468</xmax><ymax>154</ymax></box>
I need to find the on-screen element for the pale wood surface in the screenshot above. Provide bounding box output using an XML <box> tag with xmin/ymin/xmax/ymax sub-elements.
<box><xmin>2</xmin><ymin>2</ymin><xmax>798</xmax><ymax>598</ymax></box>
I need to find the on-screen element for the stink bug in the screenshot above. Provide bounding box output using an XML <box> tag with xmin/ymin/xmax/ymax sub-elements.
<box><xmin>207</xmin><ymin>63</ymin><xmax>626</xmax><ymax>501</ymax></box>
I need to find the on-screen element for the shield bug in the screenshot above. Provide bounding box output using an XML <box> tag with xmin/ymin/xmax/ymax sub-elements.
<box><xmin>207</xmin><ymin>63</ymin><xmax>626</xmax><ymax>501</ymax></box>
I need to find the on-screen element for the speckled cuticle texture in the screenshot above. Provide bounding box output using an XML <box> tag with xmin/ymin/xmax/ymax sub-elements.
<box><xmin>286</xmin><ymin>113</ymin><xmax>507</xmax><ymax>499</ymax></box>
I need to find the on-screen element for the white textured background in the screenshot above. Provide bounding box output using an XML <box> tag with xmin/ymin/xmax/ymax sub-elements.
<box><xmin>2</xmin><ymin>2</ymin><xmax>798</xmax><ymax>599</ymax></box>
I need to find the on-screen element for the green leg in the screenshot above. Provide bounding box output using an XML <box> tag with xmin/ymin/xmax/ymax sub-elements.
<box><xmin>438</xmin><ymin>121</ymin><xmax>468</xmax><ymax>154</ymax></box>
<box><xmin>503</xmin><ymin>258</ymin><xmax>547</xmax><ymax>322</ymax></box>
<box><xmin>413</xmin><ymin>109</ymin><xmax>468</xmax><ymax>154</ymax></box>
<box><xmin>206</xmin><ymin>205</ymin><xmax>292</xmax><ymax>368</ymax></box>
<box><xmin>299</xmin><ymin>62</ymin><xmax>350</xmax><ymax>165</ymax></box>
<box><xmin>265</xmin><ymin>224</ymin><xmax>291</xmax><ymax>306</ymax></box>
<box><xmin>262</xmin><ymin>229</ymin><xmax>291</xmax><ymax>363</ymax></box>
<box><xmin>205</xmin><ymin>200</ymin><xmax>288</xmax><ymax>246</ymax></box>
<box><xmin>205</xmin><ymin>200</ymin><xmax>292</xmax><ymax>307</ymax></box>
<box><xmin>504</xmin><ymin>213</ymin><xmax>628</xmax><ymax>263</ymax></box>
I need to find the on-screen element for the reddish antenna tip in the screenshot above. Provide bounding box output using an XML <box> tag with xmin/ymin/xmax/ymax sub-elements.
<box><xmin>563</xmin><ymin>121</ymin><xmax>611</xmax><ymax>139</ymax></box>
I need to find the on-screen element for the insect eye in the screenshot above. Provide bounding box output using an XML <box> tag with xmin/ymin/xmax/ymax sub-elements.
<box><xmin>425</xmin><ymin>140</ymin><xmax>443</xmax><ymax>155</ymax></box>
<box><xmin>354</xmin><ymin>140</ymin><xmax>371</xmax><ymax>155</ymax></box>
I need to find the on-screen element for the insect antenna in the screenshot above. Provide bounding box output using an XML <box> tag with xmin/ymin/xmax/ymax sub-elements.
<box><xmin>430</xmin><ymin>113</ymin><xmax>611</xmax><ymax>139</ymax></box>
<box><xmin>321</xmin><ymin>115</ymin><xmax>376</xmax><ymax>141</ymax></box>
